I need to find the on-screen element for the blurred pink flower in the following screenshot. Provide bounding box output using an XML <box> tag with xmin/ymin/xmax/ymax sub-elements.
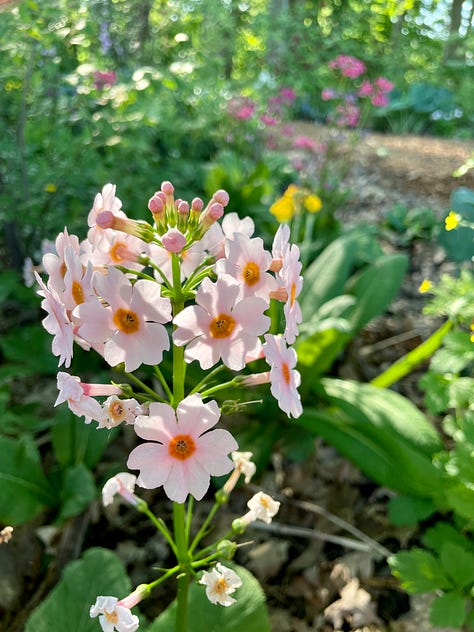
<box><xmin>321</xmin><ymin>88</ymin><xmax>336</xmax><ymax>101</ymax></box>
<box><xmin>263</xmin><ymin>334</ymin><xmax>302</xmax><ymax>418</ymax></box>
<box><xmin>357</xmin><ymin>80</ymin><xmax>373</xmax><ymax>97</ymax></box>
<box><xmin>329</xmin><ymin>55</ymin><xmax>366</xmax><ymax>79</ymax></box>
<box><xmin>293</xmin><ymin>135</ymin><xmax>319</xmax><ymax>152</ymax></box>
<box><xmin>260</xmin><ymin>114</ymin><xmax>278</xmax><ymax>126</ymax></box>
<box><xmin>93</xmin><ymin>70</ymin><xmax>117</xmax><ymax>90</ymax></box>
<box><xmin>371</xmin><ymin>92</ymin><xmax>389</xmax><ymax>107</ymax></box>
<box><xmin>374</xmin><ymin>77</ymin><xmax>394</xmax><ymax>93</ymax></box>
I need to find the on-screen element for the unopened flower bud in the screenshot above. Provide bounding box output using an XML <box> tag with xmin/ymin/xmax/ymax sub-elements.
<box><xmin>96</xmin><ymin>212</ymin><xmax>154</xmax><ymax>242</ymax></box>
<box><xmin>217</xmin><ymin>539</ymin><xmax>237</xmax><ymax>560</ymax></box>
<box><xmin>162</xmin><ymin>228</ymin><xmax>187</xmax><ymax>254</ymax></box>
<box><xmin>117</xmin><ymin>584</ymin><xmax>150</xmax><ymax>609</ymax></box>
<box><xmin>212</xmin><ymin>189</ymin><xmax>230</xmax><ymax>207</ymax></box>
<box><xmin>161</xmin><ymin>181</ymin><xmax>174</xmax><ymax>197</ymax></box>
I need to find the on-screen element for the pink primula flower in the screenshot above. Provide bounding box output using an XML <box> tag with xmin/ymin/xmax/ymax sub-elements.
<box><xmin>371</xmin><ymin>92</ymin><xmax>389</xmax><ymax>107</ymax></box>
<box><xmin>263</xmin><ymin>334</ymin><xmax>302</xmax><ymax>418</ymax></box>
<box><xmin>280</xmin><ymin>245</ymin><xmax>303</xmax><ymax>344</ymax></box>
<box><xmin>87</xmin><ymin>183</ymin><xmax>125</xmax><ymax>248</ymax></box>
<box><xmin>89</xmin><ymin>595</ymin><xmax>139</xmax><ymax>632</ymax></box>
<box><xmin>82</xmin><ymin>232</ymin><xmax>147</xmax><ymax>272</ymax></box>
<box><xmin>357</xmin><ymin>80</ymin><xmax>373</xmax><ymax>97</ymax></box>
<box><xmin>102</xmin><ymin>472</ymin><xmax>139</xmax><ymax>507</ymax></box>
<box><xmin>62</xmin><ymin>245</ymin><xmax>95</xmax><ymax>312</ymax></box>
<box><xmin>203</xmin><ymin>212</ymin><xmax>255</xmax><ymax>260</ymax></box>
<box><xmin>42</xmin><ymin>228</ymin><xmax>81</xmax><ymax>295</ymax></box>
<box><xmin>173</xmin><ymin>274</ymin><xmax>270</xmax><ymax>371</ymax></box>
<box><xmin>35</xmin><ymin>272</ymin><xmax>74</xmax><ymax>368</ymax></box>
<box><xmin>98</xmin><ymin>395</ymin><xmax>142</xmax><ymax>429</ymax></box>
<box><xmin>127</xmin><ymin>394</ymin><xmax>238</xmax><ymax>503</ymax></box>
<box><xmin>55</xmin><ymin>372</ymin><xmax>104</xmax><ymax>423</ymax></box>
<box><xmin>215</xmin><ymin>233</ymin><xmax>277</xmax><ymax>302</ymax></box>
<box><xmin>74</xmin><ymin>267</ymin><xmax>171</xmax><ymax>372</ymax></box>
<box><xmin>374</xmin><ymin>77</ymin><xmax>394</xmax><ymax>93</ymax></box>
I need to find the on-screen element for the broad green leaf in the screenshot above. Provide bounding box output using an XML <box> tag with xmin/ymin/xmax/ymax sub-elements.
<box><xmin>388</xmin><ymin>549</ymin><xmax>452</xmax><ymax>593</ymax></box>
<box><xmin>0</xmin><ymin>435</ymin><xmax>55</xmax><ymax>524</ymax></box>
<box><xmin>344</xmin><ymin>253</ymin><xmax>408</xmax><ymax>332</ymax></box>
<box><xmin>445</xmin><ymin>484</ymin><xmax>474</xmax><ymax>521</ymax></box>
<box><xmin>25</xmin><ymin>548</ymin><xmax>134</xmax><ymax>632</ymax></box>
<box><xmin>147</xmin><ymin>563</ymin><xmax>270</xmax><ymax>632</ymax></box>
<box><xmin>438</xmin><ymin>187</ymin><xmax>474</xmax><ymax>262</ymax></box>
<box><xmin>322</xmin><ymin>378</ymin><xmax>442</xmax><ymax>455</ymax></box>
<box><xmin>429</xmin><ymin>592</ymin><xmax>466</xmax><ymax>628</ymax></box>
<box><xmin>296</xmin><ymin>327</ymin><xmax>351</xmax><ymax>374</ymax></box>
<box><xmin>57</xmin><ymin>464</ymin><xmax>97</xmax><ymax>522</ymax></box>
<box><xmin>300</xmin><ymin>235</ymin><xmax>356</xmax><ymax>318</ymax></box>
<box><xmin>387</xmin><ymin>495</ymin><xmax>436</xmax><ymax>527</ymax></box>
<box><xmin>440</xmin><ymin>542</ymin><xmax>474</xmax><ymax>589</ymax></box>
<box><xmin>418</xmin><ymin>371</ymin><xmax>450</xmax><ymax>415</ymax></box>
<box><xmin>51</xmin><ymin>410</ymin><xmax>114</xmax><ymax>469</ymax></box>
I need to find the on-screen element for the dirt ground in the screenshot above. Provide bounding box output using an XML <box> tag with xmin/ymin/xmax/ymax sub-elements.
<box><xmin>1</xmin><ymin>126</ymin><xmax>473</xmax><ymax>632</ymax></box>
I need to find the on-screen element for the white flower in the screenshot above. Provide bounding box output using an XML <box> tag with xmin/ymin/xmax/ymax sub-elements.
<box><xmin>0</xmin><ymin>526</ymin><xmax>13</xmax><ymax>544</ymax></box>
<box><xmin>98</xmin><ymin>396</ymin><xmax>142</xmax><ymax>429</ymax></box>
<box><xmin>89</xmin><ymin>595</ymin><xmax>139</xmax><ymax>632</ymax></box>
<box><xmin>102</xmin><ymin>473</ymin><xmax>138</xmax><ymax>507</ymax></box>
<box><xmin>231</xmin><ymin>451</ymin><xmax>256</xmax><ymax>484</ymax></box>
<box><xmin>199</xmin><ymin>563</ymin><xmax>242</xmax><ymax>607</ymax></box>
<box><xmin>246</xmin><ymin>491</ymin><xmax>280</xmax><ymax>524</ymax></box>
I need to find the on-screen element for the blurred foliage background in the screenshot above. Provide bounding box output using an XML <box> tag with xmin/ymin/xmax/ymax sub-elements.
<box><xmin>0</xmin><ymin>0</ymin><xmax>473</xmax><ymax>265</ymax></box>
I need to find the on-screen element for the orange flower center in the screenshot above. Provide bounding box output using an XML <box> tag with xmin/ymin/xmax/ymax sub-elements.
<box><xmin>104</xmin><ymin>610</ymin><xmax>118</xmax><ymax>624</ymax></box>
<box><xmin>110</xmin><ymin>241</ymin><xmax>128</xmax><ymax>263</ymax></box>
<box><xmin>281</xmin><ymin>362</ymin><xmax>291</xmax><ymax>384</ymax></box>
<box><xmin>113</xmin><ymin>308</ymin><xmax>140</xmax><ymax>334</ymax></box>
<box><xmin>215</xmin><ymin>578</ymin><xmax>229</xmax><ymax>594</ymax></box>
<box><xmin>169</xmin><ymin>434</ymin><xmax>196</xmax><ymax>460</ymax></box>
<box><xmin>290</xmin><ymin>283</ymin><xmax>296</xmax><ymax>307</ymax></box>
<box><xmin>109</xmin><ymin>400</ymin><xmax>125</xmax><ymax>423</ymax></box>
<box><xmin>60</xmin><ymin>262</ymin><xmax>67</xmax><ymax>278</ymax></box>
<box><xmin>209</xmin><ymin>313</ymin><xmax>235</xmax><ymax>338</ymax></box>
<box><xmin>242</xmin><ymin>262</ymin><xmax>260</xmax><ymax>286</ymax></box>
<box><xmin>71</xmin><ymin>280</ymin><xmax>84</xmax><ymax>305</ymax></box>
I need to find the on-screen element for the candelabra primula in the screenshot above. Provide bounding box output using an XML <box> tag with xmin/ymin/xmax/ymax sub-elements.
<box><xmin>36</xmin><ymin>181</ymin><xmax>303</xmax><ymax>631</ymax></box>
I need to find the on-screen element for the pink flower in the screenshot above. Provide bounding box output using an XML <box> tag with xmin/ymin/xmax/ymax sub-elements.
<box><xmin>260</xmin><ymin>114</ymin><xmax>278</xmax><ymax>126</ymax></box>
<box><xmin>89</xmin><ymin>595</ymin><xmax>139</xmax><ymax>632</ymax></box>
<box><xmin>329</xmin><ymin>55</ymin><xmax>366</xmax><ymax>79</ymax></box>
<box><xmin>199</xmin><ymin>563</ymin><xmax>242</xmax><ymax>607</ymax></box>
<box><xmin>203</xmin><ymin>212</ymin><xmax>254</xmax><ymax>260</ymax></box>
<box><xmin>62</xmin><ymin>245</ymin><xmax>95</xmax><ymax>312</ymax></box>
<box><xmin>272</xmin><ymin>223</ymin><xmax>291</xmax><ymax>265</ymax></box>
<box><xmin>98</xmin><ymin>396</ymin><xmax>142</xmax><ymax>429</ymax></box>
<box><xmin>263</xmin><ymin>334</ymin><xmax>302</xmax><ymax>418</ymax></box>
<box><xmin>55</xmin><ymin>372</ymin><xmax>104</xmax><ymax>423</ymax></box>
<box><xmin>281</xmin><ymin>245</ymin><xmax>303</xmax><ymax>344</ymax></box>
<box><xmin>293</xmin><ymin>135</ymin><xmax>319</xmax><ymax>152</ymax></box>
<box><xmin>161</xmin><ymin>228</ymin><xmax>186</xmax><ymax>253</ymax></box>
<box><xmin>93</xmin><ymin>70</ymin><xmax>117</xmax><ymax>90</ymax></box>
<box><xmin>42</xmin><ymin>228</ymin><xmax>81</xmax><ymax>295</ymax></box>
<box><xmin>82</xmin><ymin>232</ymin><xmax>147</xmax><ymax>271</ymax></box>
<box><xmin>279</xmin><ymin>87</ymin><xmax>296</xmax><ymax>103</ymax></box>
<box><xmin>357</xmin><ymin>80</ymin><xmax>373</xmax><ymax>97</ymax></box>
<box><xmin>371</xmin><ymin>92</ymin><xmax>389</xmax><ymax>107</ymax></box>
<box><xmin>374</xmin><ymin>77</ymin><xmax>394</xmax><ymax>93</ymax></box>
<box><xmin>322</xmin><ymin>88</ymin><xmax>336</xmax><ymax>101</ymax></box>
<box><xmin>127</xmin><ymin>394</ymin><xmax>238</xmax><ymax>503</ymax></box>
<box><xmin>215</xmin><ymin>233</ymin><xmax>277</xmax><ymax>302</ymax></box>
<box><xmin>102</xmin><ymin>472</ymin><xmax>139</xmax><ymax>507</ymax></box>
<box><xmin>87</xmin><ymin>183</ymin><xmax>125</xmax><ymax>248</ymax></box>
<box><xmin>173</xmin><ymin>275</ymin><xmax>270</xmax><ymax>371</ymax></box>
<box><xmin>35</xmin><ymin>272</ymin><xmax>74</xmax><ymax>368</ymax></box>
<box><xmin>74</xmin><ymin>267</ymin><xmax>171</xmax><ymax>372</ymax></box>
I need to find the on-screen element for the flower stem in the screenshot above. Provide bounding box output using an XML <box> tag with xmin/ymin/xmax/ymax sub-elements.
<box><xmin>173</xmin><ymin>502</ymin><xmax>190</xmax><ymax>632</ymax></box>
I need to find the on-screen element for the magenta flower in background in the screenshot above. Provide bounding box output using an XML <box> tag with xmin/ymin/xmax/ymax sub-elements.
<box><xmin>357</xmin><ymin>80</ymin><xmax>373</xmax><ymax>97</ymax></box>
<box><xmin>374</xmin><ymin>77</ymin><xmax>394</xmax><ymax>93</ymax></box>
<box><xmin>93</xmin><ymin>70</ymin><xmax>117</xmax><ymax>90</ymax></box>
<box><xmin>329</xmin><ymin>54</ymin><xmax>366</xmax><ymax>79</ymax></box>
<box><xmin>371</xmin><ymin>92</ymin><xmax>389</xmax><ymax>107</ymax></box>
<box><xmin>260</xmin><ymin>114</ymin><xmax>279</xmax><ymax>126</ymax></box>
<box><xmin>293</xmin><ymin>135</ymin><xmax>319</xmax><ymax>152</ymax></box>
<box><xmin>321</xmin><ymin>88</ymin><xmax>337</xmax><ymax>101</ymax></box>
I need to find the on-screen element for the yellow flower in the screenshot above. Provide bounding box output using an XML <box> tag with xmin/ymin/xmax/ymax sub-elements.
<box><xmin>284</xmin><ymin>184</ymin><xmax>299</xmax><ymax>198</ymax></box>
<box><xmin>44</xmin><ymin>183</ymin><xmax>57</xmax><ymax>193</ymax></box>
<box><xmin>418</xmin><ymin>279</ymin><xmax>432</xmax><ymax>294</ymax></box>
<box><xmin>445</xmin><ymin>210</ymin><xmax>461</xmax><ymax>231</ymax></box>
<box><xmin>470</xmin><ymin>324</ymin><xmax>474</xmax><ymax>343</ymax></box>
<box><xmin>269</xmin><ymin>195</ymin><xmax>295</xmax><ymax>222</ymax></box>
<box><xmin>304</xmin><ymin>194</ymin><xmax>322</xmax><ymax>213</ymax></box>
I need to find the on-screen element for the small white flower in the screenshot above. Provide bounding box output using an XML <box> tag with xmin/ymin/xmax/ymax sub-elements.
<box><xmin>231</xmin><ymin>451</ymin><xmax>256</xmax><ymax>484</ymax></box>
<box><xmin>102</xmin><ymin>473</ymin><xmax>138</xmax><ymax>507</ymax></box>
<box><xmin>247</xmin><ymin>491</ymin><xmax>280</xmax><ymax>524</ymax></box>
<box><xmin>199</xmin><ymin>563</ymin><xmax>242</xmax><ymax>607</ymax></box>
<box><xmin>89</xmin><ymin>595</ymin><xmax>139</xmax><ymax>632</ymax></box>
<box><xmin>98</xmin><ymin>396</ymin><xmax>142</xmax><ymax>429</ymax></box>
<box><xmin>0</xmin><ymin>526</ymin><xmax>13</xmax><ymax>544</ymax></box>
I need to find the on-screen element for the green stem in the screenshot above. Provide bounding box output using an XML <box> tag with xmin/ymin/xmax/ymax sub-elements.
<box><xmin>189</xmin><ymin>500</ymin><xmax>220</xmax><ymax>555</ymax></box>
<box><xmin>200</xmin><ymin>378</ymin><xmax>239</xmax><ymax>399</ymax></box>
<box><xmin>124</xmin><ymin>371</ymin><xmax>166</xmax><ymax>402</ymax></box>
<box><xmin>300</xmin><ymin>212</ymin><xmax>316</xmax><ymax>271</ymax></box>
<box><xmin>173</xmin><ymin>502</ymin><xmax>190</xmax><ymax>632</ymax></box>
<box><xmin>142</xmin><ymin>507</ymin><xmax>178</xmax><ymax>556</ymax></box>
<box><xmin>370</xmin><ymin>320</ymin><xmax>453</xmax><ymax>388</ymax></box>
<box><xmin>189</xmin><ymin>364</ymin><xmax>226</xmax><ymax>395</ymax></box>
<box><xmin>153</xmin><ymin>365</ymin><xmax>173</xmax><ymax>401</ymax></box>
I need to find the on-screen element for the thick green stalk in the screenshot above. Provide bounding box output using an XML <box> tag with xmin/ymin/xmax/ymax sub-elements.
<box><xmin>370</xmin><ymin>320</ymin><xmax>453</xmax><ymax>388</ymax></box>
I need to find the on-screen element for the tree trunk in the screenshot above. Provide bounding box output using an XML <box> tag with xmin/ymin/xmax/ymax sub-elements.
<box><xmin>443</xmin><ymin>0</ymin><xmax>466</xmax><ymax>61</ymax></box>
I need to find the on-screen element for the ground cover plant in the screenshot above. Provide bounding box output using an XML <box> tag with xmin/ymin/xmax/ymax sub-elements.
<box><xmin>1</xmin><ymin>1</ymin><xmax>474</xmax><ymax>630</ymax></box>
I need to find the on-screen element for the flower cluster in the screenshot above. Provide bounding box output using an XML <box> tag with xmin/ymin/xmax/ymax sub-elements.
<box><xmin>270</xmin><ymin>184</ymin><xmax>322</xmax><ymax>223</ymax></box>
<box><xmin>36</xmin><ymin>182</ymin><xmax>303</xmax><ymax>506</ymax></box>
<box><xmin>323</xmin><ymin>55</ymin><xmax>394</xmax><ymax>128</ymax></box>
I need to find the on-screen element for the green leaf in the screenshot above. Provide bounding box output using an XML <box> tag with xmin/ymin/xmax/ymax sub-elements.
<box><xmin>296</xmin><ymin>327</ymin><xmax>351</xmax><ymax>374</ymax></box>
<box><xmin>429</xmin><ymin>592</ymin><xmax>466</xmax><ymax>628</ymax></box>
<box><xmin>440</xmin><ymin>542</ymin><xmax>474</xmax><ymax>589</ymax></box>
<box><xmin>25</xmin><ymin>548</ymin><xmax>134</xmax><ymax>632</ymax></box>
<box><xmin>147</xmin><ymin>563</ymin><xmax>270</xmax><ymax>632</ymax></box>
<box><xmin>389</xmin><ymin>549</ymin><xmax>452</xmax><ymax>593</ymax></box>
<box><xmin>418</xmin><ymin>371</ymin><xmax>451</xmax><ymax>415</ymax></box>
<box><xmin>439</xmin><ymin>187</ymin><xmax>474</xmax><ymax>262</ymax></box>
<box><xmin>0</xmin><ymin>435</ymin><xmax>55</xmax><ymax>524</ymax></box>
<box><xmin>445</xmin><ymin>483</ymin><xmax>474</xmax><ymax>521</ymax></box>
<box><xmin>57</xmin><ymin>464</ymin><xmax>97</xmax><ymax>522</ymax></box>
<box><xmin>344</xmin><ymin>254</ymin><xmax>408</xmax><ymax>332</ymax></box>
<box><xmin>51</xmin><ymin>410</ymin><xmax>113</xmax><ymax>469</ymax></box>
<box><xmin>423</xmin><ymin>523</ymin><xmax>474</xmax><ymax>556</ymax></box>
<box><xmin>387</xmin><ymin>495</ymin><xmax>436</xmax><ymax>527</ymax></box>
<box><xmin>299</xmin><ymin>235</ymin><xmax>356</xmax><ymax>318</ymax></box>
